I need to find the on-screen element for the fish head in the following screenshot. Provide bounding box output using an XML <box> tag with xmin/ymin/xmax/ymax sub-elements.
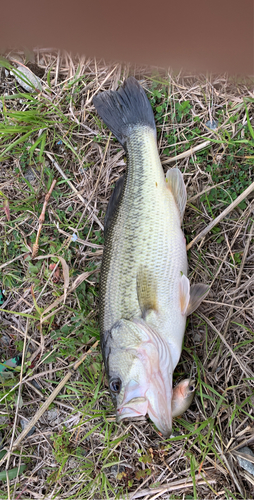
<box><xmin>103</xmin><ymin>318</ymin><xmax>174</xmax><ymax>436</ymax></box>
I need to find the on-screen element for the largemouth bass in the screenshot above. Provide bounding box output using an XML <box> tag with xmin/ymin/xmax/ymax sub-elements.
<box><xmin>93</xmin><ymin>77</ymin><xmax>208</xmax><ymax>436</ymax></box>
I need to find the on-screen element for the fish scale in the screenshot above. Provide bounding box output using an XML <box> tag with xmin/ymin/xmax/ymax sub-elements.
<box><xmin>100</xmin><ymin>126</ymin><xmax>187</xmax><ymax>364</ymax></box>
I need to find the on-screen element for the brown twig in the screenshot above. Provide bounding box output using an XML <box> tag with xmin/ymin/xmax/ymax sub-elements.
<box><xmin>31</xmin><ymin>179</ymin><xmax>57</xmax><ymax>258</ymax></box>
<box><xmin>0</xmin><ymin>253</ymin><xmax>27</xmax><ymax>270</ymax></box>
<box><xmin>162</xmin><ymin>140</ymin><xmax>211</xmax><ymax>165</ymax></box>
<box><xmin>55</xmin><ymin>225</ymin><xmax>102</xmax><ymax>249</ymax></box>
<box><xmin>187</xmin><ymin>179</ymin><xmax>230</xmax><ymax>203</ymax></box>
<box><xmin>186</xmin><ymin>181</ymin><xmax>254</xmax><ymax>250</ymax></box>
<box><xmin>126</xmin><ymin>474</ymin><xmax>216</xmax><ymax>499</ymax></box>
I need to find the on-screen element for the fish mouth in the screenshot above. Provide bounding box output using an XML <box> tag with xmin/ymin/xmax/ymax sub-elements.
<box><xmin>146</xmin><ymin>382</ymin><xmax>173</xmax><ymax>437</ymax></box>
<box><xmin>116</xmin><ymin>387</ymin><xmax>173</xmax><ymax>437</ymax></box>
<box><xmin>116</xmin><ymin>397</ymin><xmax>148</xmax><ymax>421</ymax></box>
<box><xmin>116</xmin><ymin>319</ymin><xmax>174</xmax><ymax>436</ymax></box>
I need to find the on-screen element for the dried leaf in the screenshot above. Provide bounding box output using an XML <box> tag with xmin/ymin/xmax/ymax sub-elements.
<box><xmin>11</xmin><ymin>65</ymin><xmax>42</xmax><ymax>92</ymax></box>
<box><xmin>235</xmin><ymin>447</ymin><xmax>254</xmax><ymax>477</ymax></box>
<box><xmin>49</xmin><ymin>263</ymin><xmax>61</xmax><ymax>282</ymax></box>
<box><xmin>15</xmin><ymin>394</ymin><xmax>23</xmax><ymax>409</ymax></box>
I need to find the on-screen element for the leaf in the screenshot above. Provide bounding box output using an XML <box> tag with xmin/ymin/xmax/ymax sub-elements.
<box><xmin>140</xmin><ymin>453</ymin><xmax>152</xmax><ymax>464</ymax></box>
<box><xmin>0</xmin><ymin>129</ymin><xmax>41</xmax><ymax>161</ymax></box>
<box><xmin>0</xmin><ymin>288</ymin><xmax>5</xmax><ymax>306</ymax></box>
<box><xmin>34</xmin><ymin>254</ymin><xmax>69</xmax><ymax>303</ymax></box>
<box><xmin>135</xmin><ymin>469</ymin><xmax>151</xmax><ymax>479</ymax></box>
<box><xmin>0</xmin><ymin>308</ymin><xmax>36</xmax><ymax>319</ymax></box>
<box><xmin>41</xmin><ymin>352</ymin><xmax>57</xmax><ymax>364</ymax></box>
<box><xmin>245</xmin><ymin>103</ymin><xmax>254</xmax><ymax>140</ymax></box>
<box><xmin>0</xmin><ymin>190</ymin><xmax>7</xmax><ymax>199</ymax></box>
<box><xmin>29</xmin><ymin>131</ymin><xmax>46</xmax><ymax>160</ymax></box>
<box><xmin>3</xmin><ymin>199</ymin><xmax>10</xmax><ymax>221</ymax></box>
<box><xmin>31</xmin><ymin>285</ymin><xmax>43</xmax><ymax>316</ymax></box>
<box><xmin>0</xmin><ymin>464</ymin><xmax>26</xmax><ymax>482</ymax></box>
<box><xmin>15</xmin><ymin>394</ymin><xmax>23</xmax><ymax>409</ymax></box>
<box><xmin>116</xmin><ymin>472</ymin><xmax>126</xmax><ymax>480</ymax></box>
<box><xmin>0</xmin><ymin>450</ymin><xmax>7</xmax><ymax>460</ymax></box>
<box><xmin>39</xmin><ymin>131</ymin><xmax>47</xmax><ymax>162</ymax></box>
<box><xmin>11</xmin><ymin>65</ymin><xmax>42</xmax><ymax>92</ymax></box>
<box><xmin>135</xmin><ymin>469</ymin><xmax>147</xmax><ymax>480</ymax></box>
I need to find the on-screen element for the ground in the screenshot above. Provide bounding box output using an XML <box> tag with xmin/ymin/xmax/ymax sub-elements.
<box><xmin>0</xmin><ymin>49</ymin><xmax>253</xmax><ymax>499</ymax></box>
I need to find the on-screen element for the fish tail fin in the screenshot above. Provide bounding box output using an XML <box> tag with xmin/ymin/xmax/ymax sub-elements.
<box><xmin>93</xmin><ymin>77</ymin><xmax>156</xmax><ymax>149</ymax></box>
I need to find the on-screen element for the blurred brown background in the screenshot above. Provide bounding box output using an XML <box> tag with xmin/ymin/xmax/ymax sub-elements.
<box><xmin>1</xmin><ymin>0</ymin><xmax>253</xmax><ymax>74</ymax></box>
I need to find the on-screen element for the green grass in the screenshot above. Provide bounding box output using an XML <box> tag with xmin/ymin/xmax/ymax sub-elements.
<box><xmin>0</xmin><ymin>56</ymin><xmax>253</xmax><ymax>498</ymax></box>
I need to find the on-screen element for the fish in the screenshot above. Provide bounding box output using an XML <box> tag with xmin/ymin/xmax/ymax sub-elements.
<box><xmin>172</xmin><ymin>378</ymin><xmax>195</xmax><ymax>418</ymax></box>
<box><xmin>93</xmin><ymin>77</ymin><xmax>208</xmax><ymax>436</ymax></box>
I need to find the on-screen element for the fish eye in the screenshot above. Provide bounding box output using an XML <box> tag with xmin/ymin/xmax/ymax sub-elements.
<box><xmin>189</xmin><ymin>384</ymin><xmax>195</xmax><ymax>392</ymax></box>
<box><xmin>110</xmin><ymin>378</ymin><xmax>122</xmax><ymax>394</ymax></box>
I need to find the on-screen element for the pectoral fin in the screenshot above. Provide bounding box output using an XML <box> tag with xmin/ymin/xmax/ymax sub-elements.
<box><xmin>187</xmin><ymin>284</ymin><xmax>210</xmax><ymax>316</ymax></box>
<box><xmin>179</xmin><ymin>274</ymin><xmax>190</xmax><ymax>315</ymax></box>
<box><xmin>137</xmin><ymin>267</ymin><xmax>158</xmax><ymax>318</ymax></box>
<box><xmin>166</xmin><ymin>168</ymin><xmax>187</xmax><ymax>221</ymax></box>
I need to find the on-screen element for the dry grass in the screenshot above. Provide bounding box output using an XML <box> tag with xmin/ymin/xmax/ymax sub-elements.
<box><xmin>0</xmin><ymin>49</ymin><xmax>253</xmax><ymax>499</ymax></box>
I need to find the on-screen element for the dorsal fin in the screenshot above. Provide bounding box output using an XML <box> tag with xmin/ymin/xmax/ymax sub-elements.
<box><xmin>166</xmin><ymin>168</ymin><xmax>187</xmax><ymax>221</ymax></box>
<box><xmin>104</xmin><ymin>175</ymin><xmax>125</xmax><ymax>236</ymax></box>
